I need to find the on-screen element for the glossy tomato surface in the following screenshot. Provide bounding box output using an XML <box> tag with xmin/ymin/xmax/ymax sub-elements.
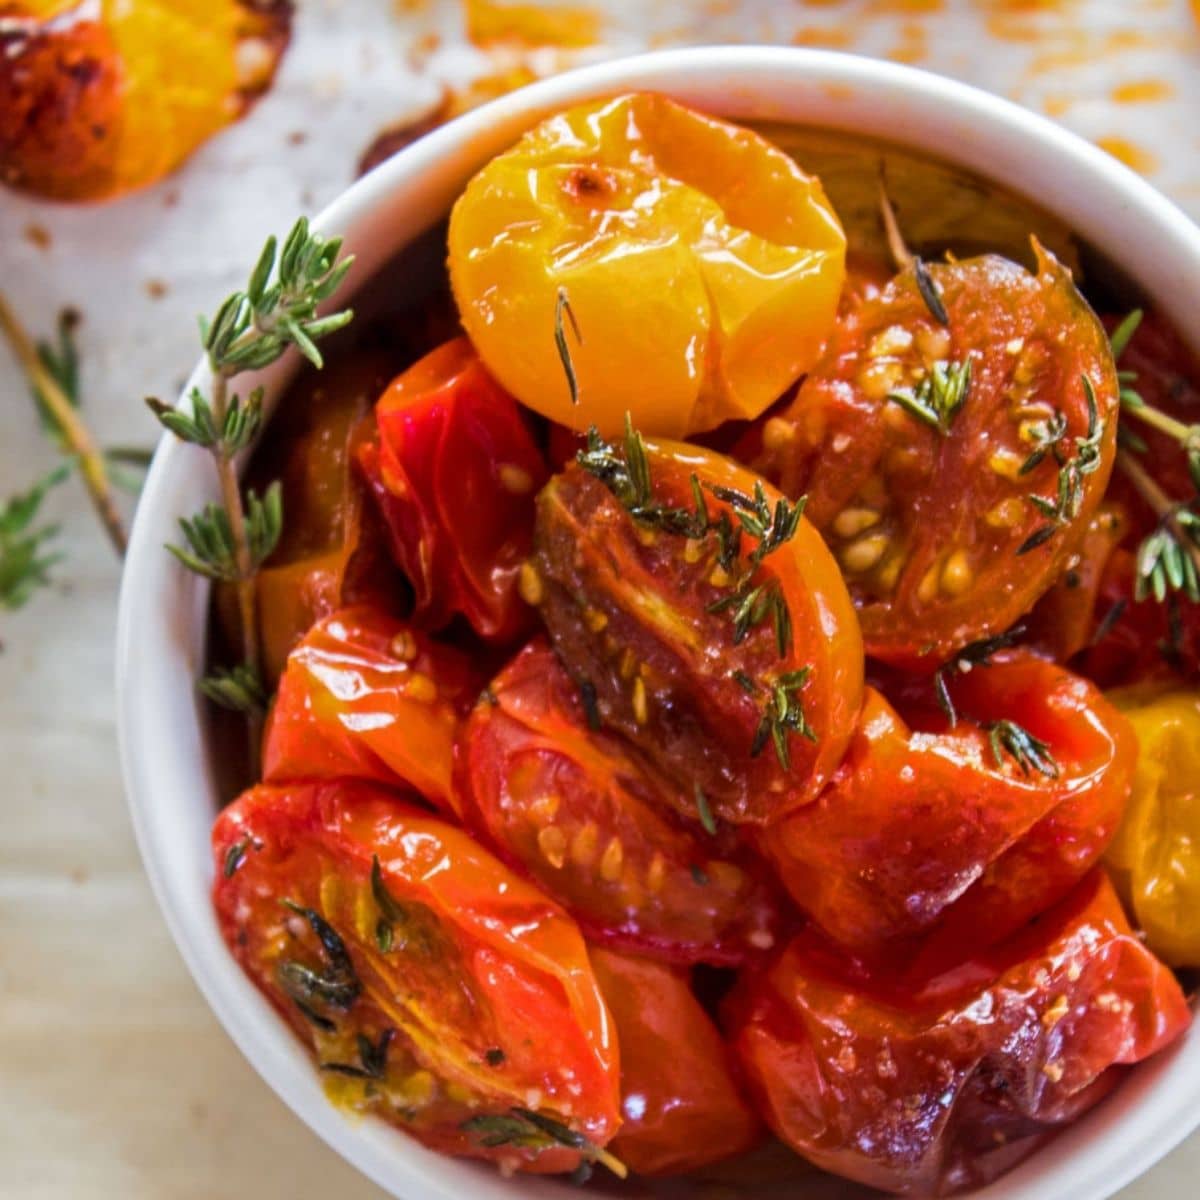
<box><xmin>532</xmin><ymin>434</ymin><xmax>863</xmax><ymax>825</ymax></box>
<box><xmin>212</xmin><ymin>779</ymin><xmax>621</xmax><ymax>1175</ymax></box>
<box><xmin>589</xmin><ymin>947</ymin><xmax>761</xmax><ymax>1175</ymax></box>
<box><xmin>358</xmin><ymin>336</ymin><xmax>548</xmax><ymax>643</ymax></box>
<box><xmin>728</xmin><ymin>870</ymin><xmax>1190</xmax><ymax>1196</ymax></box>
<box><xmin>761</xmin><ymin>659</ymin><xmax>1135</xmax><ymax>967</ymax></box>
<box><xmin>745</xmin><ymin>248</ymin><xmax>1119</xmax><ymax>668</ymax></box>
<box><xmin>448</xmin><ymin>92</ymin><xmax>845</xmax><ymax>438</ymax></box>
<box><xmin>262</xmin><ymin>606</ymin><xmax>482</xmax><ymax>815</ymax></box>
<box><xmin>457</xmin><ymin>639</ymin><xmax>780</xmax><ymax>964</ymax></box>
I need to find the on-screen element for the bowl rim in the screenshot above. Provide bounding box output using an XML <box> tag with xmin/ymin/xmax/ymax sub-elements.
<box><xmin>116</xmin><ymin>44</ymin><xmax>1200</xmax><ymax>1200</ymax></box>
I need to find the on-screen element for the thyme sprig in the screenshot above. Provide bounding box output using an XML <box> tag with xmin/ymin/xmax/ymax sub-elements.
<box><xmin>149</xmin><ymin>218</ymin><xmax>354</xmax><ymax>752</ymax></box>
<box><xmin>1018</xmin><ymin>375</ymin><xmax>1105</xmax><ymax>554</ymax></box>
<box><xmin>1117</xmin><ymin>449</ymin><xmax>1200</xmax><ymax>604</ymax></box>
<box><xmin>461</xmin><ymin>1107</ymin><xmax>627</xmax><ymax>1179</ymax></box>
<box><xmin>984</xmin><ymin>719</ymin><xmax>1059</xmax><ymax>779</ymax></box>
<box><xmin>321</xmin><ymin>1029</ymin><xmax>394</xmax><ymax>1081</ymax></box>
<box><xmin>885</xmin><ymin>357</ymin><xmax>972</xmax><ymax>435</ymax></box>
<box><xmin>278</xmin><ymin>899</ymin><xmax>361</xmax><ymax>1018</ymax></box>
<box><xmin>933</xmin><ymin>624</ymin><xmax>1026</xmax><ymax>728</ymax></box>
<box><xmin>0</xmin><ymin>465</ymin><xmax>69</xmax><ymax>611</ymax></box>
<box><xmin>741</xmin><ymin>667</ymin><xmax>817</xmax><ymax>769</ymax></box>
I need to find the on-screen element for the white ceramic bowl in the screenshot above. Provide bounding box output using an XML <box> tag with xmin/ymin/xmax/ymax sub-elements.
<box><xmin>116</xmin><ymin>46</ymin><xmax>1200</xmax><ymax>1200</ymax></box>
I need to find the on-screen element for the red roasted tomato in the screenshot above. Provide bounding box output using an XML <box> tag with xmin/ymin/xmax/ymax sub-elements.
<box><xmin>213</xmin><ymin>780</ymin><xmax>623</xmax><ymax>1176</ymax></box>
<box><xmin>728</xmin><ymin>869</ymin><xmax>1190</xmax><ymax>1196</ymax></box>
<box><xmin>531</xmin><ymin>429</ymin><xmax>863</xmax><ymax>825</ymax></box>
<box><xmin>742</xmin><ymin>248</ymin><xmax>1119</xmax><ymax>668</ymax></box>
<box><xmin>457</xmin><ymin>639</ymin><xmax>781</xmax><ymax>964</ymax></box>
<box><xmin>262</xmin><ymin>606</ymin><xmax>482</xmax><ymax>815</ymax></box>
<box><xmin>759</xmin><ymin>658</ymin><xmax>1135</xmax><ymax>967</ymax></box>
<box><xmin>358</xmin><ymin>336</ymin><xmax>549</xmax><ymax>642</ymax></box>
<box><xmin>589</xmin><ymin>947</ymin><xmax>762</xmax><ymax>1175</ymax></box>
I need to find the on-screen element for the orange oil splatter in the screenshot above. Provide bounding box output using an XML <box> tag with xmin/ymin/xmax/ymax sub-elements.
<box><xmin>886</xmin><ymin>20</ymin><xmax>928</xmax><ymax>63</ymax></box>
<box><xmin>464</xmin><ymin>0</ymin><xmax>601</xmax><ymax>48</ymax></box>
<box><xmin>1110</xmin><ymin>79</ymin><xmax>1175</xmax><ymax>104</ymax></box>
<box><xmin>792</xmin><ymin>25</ymin><xmax>856</xmax><ymax>49</ymax></box>
<box><xmin>1095</xmin><ymin>136</ymin><xmax>1160</xmax><ymax>176</ymax></box>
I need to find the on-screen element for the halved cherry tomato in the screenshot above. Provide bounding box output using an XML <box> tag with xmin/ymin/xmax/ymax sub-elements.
<box><xmin>456</xmin><ymin>639</ymin><xmax>780</xmax><ymax>964</ymax></box>
<box><xmin>213</xmin><ymin>780</ymin><xmax>621</xmax><ymax>1175</ymax></box>
<box><xmin>531</xmin><ymin>433</ymin><xmax>863</xmax><ymax>825</ymax></box>
<box><xmin>759</xmin><ymin>659</ymin><xmax>1134</xmax><ymax>967</ymax></box>
<box><xmin>728</xmin><ymin>870</ymin><xmax>1190</xmax><ymax>1196</ymax></box>
<box><xmin>358</xmin><ymin>337</ymin><xmax>548</xmax><ymax>643</ymax></box>
<box><xmin>743</xmin><ymin>248</ymin><xmax>1119</xmax><ymax>668</ymax></box>
<box><xmin>262</xmin><ymin>606</ymin><xmax>481</xmax><ymax>815</ymax></box>
<box><xmin>234</xmin><ymin>349</ymin><xmax>402</xmax><ymax>685</ymax></box>
<box><xmin>589</xmin><ymin>947</ymin><xmax>762</xmax><ymax>1175</ymax></box>
<box><xmin>448</xmin><ymin>92</ymin><xmax>846</xmax><ymax>438</ymax></box>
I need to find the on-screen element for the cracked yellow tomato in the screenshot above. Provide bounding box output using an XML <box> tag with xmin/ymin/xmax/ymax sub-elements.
<box><xmin>1105</xmin><ymin>687</ymin><xmax>1200</xmax><ymax>967</ymax></box>
<box><xmin>447</xmin><ymin>92</ymin><xmax>846</xmax><ymax>438</ymax></box>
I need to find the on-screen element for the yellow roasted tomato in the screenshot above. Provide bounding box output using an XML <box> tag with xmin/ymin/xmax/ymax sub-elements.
<box><xmin>1105</xmin><ymin>688</ymin><xmax>1200</xmax><ymax>966</ymax></box>
<box><xmin>448</xmin><ymin>92</ymin><xmax>846</xmax><ymax>438</ymax></box>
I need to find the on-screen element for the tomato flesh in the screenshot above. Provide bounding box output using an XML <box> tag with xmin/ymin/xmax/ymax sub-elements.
<box><xmin>212</xmin><ymin>780</ymin><xmax>621</xmax><ymax>1174</ymax></box>
<box><xmin>457</xmin><ymin>639</ymin><xmax>781</xmax><ymax>964</ymax></box>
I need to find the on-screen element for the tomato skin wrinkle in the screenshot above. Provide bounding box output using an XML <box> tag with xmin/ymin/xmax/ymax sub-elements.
<box><xmin>742</xmin><ymin>247</ymin><xmax>1119</xmax><ymax>669</ymax></box>
<box><xmin>457</xmin><ymin>638</ymin><xmax>782</xmax><ymax>965</ymax></box>
<box><xmin>212</xmin><ymin>779</ymin><xmax>622</xmax><ymax>1175</ymax></box>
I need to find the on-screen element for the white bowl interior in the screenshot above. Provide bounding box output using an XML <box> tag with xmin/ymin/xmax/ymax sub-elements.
<box><xmin>116</xmin><ymin>46</ymin><xmax>1200</xmax><ymax>1200</ymax></box>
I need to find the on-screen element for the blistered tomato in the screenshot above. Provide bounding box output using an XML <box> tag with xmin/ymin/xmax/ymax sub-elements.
<box><xmin>456</xmin><ymin>639</ymin><xmax>781</xmax><ymax>964</ymax></box>
<box><xmin>1106</xmin><ymin>687</ymin><xmax>1200</xmax><ymax>966</ymax></box>
<box><xmin>728</xmin><ymin>870</ymin><xmax>1190</xmax><ymax>1196</ymax></box>
<box><xmin>589</xmin><ymin>948</ymin><xmax>762</xmax><ymax>1175</ymax></box>
<box><xmin>531</xmin><ymin>430</ymin><xmax>863</xmax><ymax>825</ymax></box>
<box><xmin>262</xmin><ymin>606</ymin><xmax>482</xmax><ymax>815</ymax></box>
<box><xmin>213</xmin><ymin>780</ymin><xmax>622</xmax><ymax>1176</ymax></box>
<box><xmin>448</xmin><ymin>92</ymin><xmax>846</xmax><ymax>438</ymax></box>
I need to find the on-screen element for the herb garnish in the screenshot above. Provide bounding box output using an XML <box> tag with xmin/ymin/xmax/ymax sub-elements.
<box><xmin>148</xmin><ymin>218</ymin><xmax>354</xmax><ymax>756</ymax></box>
<box><xmin>554</xmin><ymin>287</ymin><xmax>583</xmax><ymax>406</ymax></box>
<box><xmin>984</xmin><ymin>719</ymin><xmax>1059</xmax><ymax>779</ymax></box>
<box><xmin>321</xmin><ymin>1029</ymin><xmax>394</xmax><ymax>1081</ymax></box>
<box><xmin>743</xmin><ymin>667</ymin><xmax>817</xmax><ymax>770</ymax></box>
<box><xmin>913</xmin><ymin>257</ymin><xmax>950</xmax><ymax>326</ymax></box>
<box><xmin>694</xmin><ymin>784</ymin><xmax>718</xmax><ymax>835</ymax></box>
<box><xmin>933</xmin><ymin>625</ymin><xmax>1026</xmax><ymax>728</ymax></box>
<box><xmin>885</xmin><ymin>357</ymin><xmax>972</xmax><ymax>435</ymax></box>
<box><xmin>222</xmin><ymin>836</ymin><xmax>252</xmax><ymax>879</ymax></box>
<box><xmin>1018</xmin><ymin>375</ymin><xmax>1105</xmax><ymax>554</ymax></box>
<box><xmin>460</xmin><ymin>1107</ymin><xmax>627</xmax><ymax>1179</ymax></box>
<box><xmin>371</xmin><ymin>856</ymin><xmax>437</xmax><ymax>956</ymax></box>
<box><xmin>0</xmin><ymin>465</ymin><xmax>69</xmax><ymax>612</ymax></box>
<box><xmin>278</xmin><ymin>899</ymin><xmax>361</xmax><ymax>1016</ymax></box>
<box><xmin>578</xmin><ymin>678</ymin><xmax>602</xmax><ymax>731</ymax></box>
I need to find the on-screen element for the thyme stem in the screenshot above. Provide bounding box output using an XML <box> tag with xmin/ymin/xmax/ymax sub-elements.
<box><xmin>1116</xmin><ymin>448</ymin><xmax>1200</xmax><ymax>588</ymax></box>
<box><xmin>1123</xmin><ymin>401</ymin><xmax>1193</xmax><ymax>445</ymax></box>
<box><xmin>0</xmin><ymin>292</ymin><xmax>127</xmax><ymax>557</ymax></box>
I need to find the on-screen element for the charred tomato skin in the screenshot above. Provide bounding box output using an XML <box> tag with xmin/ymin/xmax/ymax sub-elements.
<box><xmin>589</xmin><ymin>947</ymin><xmax>763</xmax><ymax>1176</ymax></box>
<box><xmin>456</xmin><ymin>638</ymin><xmax>782</xmax><ymax>964</ymax></box>
<box><xmin>212</xmin><ymin>779</ymin><xmax>621</xmax><ymax>1175</ymax></box>
<box><xmin>744</xmin><ymin>248</ymin><xmax>1119</xmax><ymax>669</ymax></box>
<box><xmin>727</xmin><ymin>870</ymin><xmax>1190</xmax><ymax>1197</ymax></box>
<box><xmin>758</xmin><ymin>658</ymin><xmax>1135</xmax><ymax>969</ymax></box>
<box><xmin>531</xmin><ymin>439</ymin><xmax>863</xmax><ymax>825</ymax></box>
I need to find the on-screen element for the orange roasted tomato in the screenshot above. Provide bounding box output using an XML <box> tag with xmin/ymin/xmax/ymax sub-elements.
<box><xmin>742</xmin><ymin>247</ymin><xmax>1119</xmax><ymax>668</ymax></box>
<box><xmin>213</xmin><ymin>780</ymin><xmax>623</xmax><ymax>1177</ymax></box>
<box><xmin>234</xmin><ymin>349</ymin><xmax>402</xmax><ymax>685</ymax></box>
<box><xmin>589</xmin><ymin>947</ymin><xmax>762</xmax><ymax>1175</ymax></box>
<box><xmin>0</xmin><ymin>0</ymin><xmax>290</xmax><ymax>201</ymax></box>
<box><xmin>358</xmin><ymin>337</ymin><xmax>549</xmax><ymax>643</ymax></box>
<box><xmin>759</xmin><ymin>659</ymin><xmax>1135</xmax><ymax>968</ymax></box>
<box><xmin>262</xmin><ymin>607</ymin><xmax>482</xmax><ymax>816</ymax></box>
<box><xmin>531</xmin><ymin>428</ymin><xmax>863</xmax><ymax>825</ymax></box>
<box><xmin>448</xmin><ymin>92</ymin><xmax>846</xmax><ymax>438</ymax></box>
<box><xmin>728</xmin><ymin>870</ymin><xmax>1191</xmax><ymax>1196</ymax></box>
<box><xmin>456</xmin><ymin>639</ymin><xmax>781</xmax><ymax>964</ymax></box>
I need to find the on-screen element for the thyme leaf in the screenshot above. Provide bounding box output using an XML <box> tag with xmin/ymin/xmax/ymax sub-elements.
<box><xmin>885</xmin><ymin>357</ymin><xmax>972</xmax><ymax>435</ymax></box>
<box><xmin>460</xmin><ymin>1108</ymin><xmax>627</xmax><ymax>1179</ymax></box>
<box><xmin>694</xmin><ymin>784</ymin><xmax>718</xmax><ymax>836</ymax></box>
<box><xmin>200</xmin><ymin>661</ymin><xmax>266</xmax><ymax>715</ymax></box>
<box><xmin>278</xmin><ymin>900</ymin><xmax>361</xmax><ymax>1017</ymax></box>
<box><xmin>321</xmin><ymin>1029</ymin><xmax>393</xmax><ymax>1081</ymax></box>
<box><xmin>913</xmin><ymin>257</ymin><xmax>949</xmax><ymax>326</ymax></box>
<box><xmin>0</xmin><ymin>464</ymin><xmax>68</xmax><ymax>611</ymax></box>
<box><xmin>984</xmin><ymin>719</ymin><xmax>1059</xmax><ymax>779</ymax></box>
<box><xmin>554</xmin><ymin>287</ymin><xmax>583</xmax><ymax>406</ymax></box>
<box><xmin>932</xmin><ymin>625</ymin><xmax>1026</xmax><ymax>727</ymax></box>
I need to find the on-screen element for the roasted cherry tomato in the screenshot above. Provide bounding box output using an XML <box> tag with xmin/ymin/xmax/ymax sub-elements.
<box><xmin>759</xmin><ymin>658</ymin><xmax>1134</xmax><ymax>966</ymax></box>
<box><xmin>232</xmin><ymin>349</ymin><xmax>402</xmax><ymax>685</ymax></box>
<box><xmin>1105</xmin><ymin>687</ymin><xmax>1200</xmax><ymax>966</ymax></box>
<box><xmin>0</xmin><ymin>0</ymin><xmax>290</xmax><ymax>201</ymax></box>
<box><xmin>262</xmin><ymin>606</ymin><xmax>481</xmax><ymax>815</ymax></box>
<box><xmin>728</xmin><ymin>870</ymin><xmax>1190</xmax><ymax>1196</ymax></box>
<box><xmin>589</xmin><ymin>947</ymin><xmax>762</xmax><ymax>1175</ymax></box>
<box><xmin>457</xmin><ymin>639</ymin><xmax>780</xmax><ymax>964</ymax></box>
<box><xmin>448</xmin><ymin>92</ymin><xmax>846</xmax><ymax>438</ymax></box>
<box><xmin>213</xmin><ymin>780</ymin><xmax>622</xmax><ymax>1176</ymax></box>
<box><xmin>531</xmin><ymin>431</ymin><xmax>863</xmax><ymax>825</ymax></box>
<box><xmin>743</xmin><ymin>247</ymin><xmax>1119</xmax><ymax>668</ymax></box>
<box><xmin>358</xmin><ymin>337</ymin><xmax>549</xmax><ymax>643</ymax></box>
